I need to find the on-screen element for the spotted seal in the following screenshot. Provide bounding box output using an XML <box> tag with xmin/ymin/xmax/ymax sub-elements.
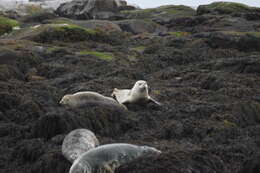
<box><xmin>62</xmin><ymin>129</ymin><xmax>99</xmax><ymax>163</ymax></box>
<box><xmin>69</xmin><ymin>143</ymin><xmax>161</xmax><ymax>173</ymax></box>
<box><xmin>111</xmin><ymin>80</ymin><xmax>161</xmax><ymax>106</ymax></box>
<box><xmin>59</xmin><ymin>91</ymin><xmax>127</xmax><ymax>110</ymax></box>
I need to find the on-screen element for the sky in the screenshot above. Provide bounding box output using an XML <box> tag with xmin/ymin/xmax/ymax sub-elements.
<box><xmin>126</xmin><ymin>0</ymin><xmax>260</xmax><ymax>8</ymax></box>
<box><xmin>2</xmin><ymin>0</ymin><xmax>260</xmax><ymax>9</ymax></box>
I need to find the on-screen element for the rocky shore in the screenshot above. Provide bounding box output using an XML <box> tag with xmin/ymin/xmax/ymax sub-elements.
<box><xmin>0</xmin><ymin>1</ymin><xmax>260</xmax><ymax>173</ymax></box>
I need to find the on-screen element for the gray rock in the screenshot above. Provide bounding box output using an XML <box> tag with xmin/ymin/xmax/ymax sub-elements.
<box><xmin>55</xmin><ymin>0</ymin><xmax>136</xmax><ymax>20</ymax></box>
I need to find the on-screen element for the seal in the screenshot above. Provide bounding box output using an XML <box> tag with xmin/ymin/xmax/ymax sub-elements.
<box><xmin>111</xmin><ymin>80</ymin><xmax>162</xmax><ymax>106</ymax></box>
<box><xmin>69</xmin><ymin>143</ymin><xmax>161</xmax><ymax>173</ymax></box>
<box><xmin>59</xmin><ymin>91</ymin><xmax>127</xmax><ymax>110</ymax></box>
<box><xmin>62</xmin><ymin>129</ymin><xmax>99</xmax><ymax>163</ymax></box>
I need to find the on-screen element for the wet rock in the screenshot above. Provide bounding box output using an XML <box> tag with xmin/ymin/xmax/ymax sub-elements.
<box><xmin>159</xmin><ymin>120</ymin><xmax>184</xmax><ymax>139</ymax></box>
<box><xmin>211</xmin><ymin>56</ymin><xmax>260</xmax><ymax>74</ymax></box>
<box><xmin>31</xmin><ymin>111</ymin><xmax>84</xmax><ymax>139</ymax></box>
<box><xmin>0</xmin><ymin>92</ymin><xmax>21</xmax><ymax>112</ymax></box>
<box><xmin>21</xmin><ymin>11</ymin><xmax>58</xmax><ymax>23</ymax></box>
<box><xmin>32</xmin><ymin>105</ymin><xmax>137</xmax><ymax>139</ymax></box>
<box><xmin>116</xmin><ymin>19</ymin><xmax>167</xmax><ymax>34</ymax></box>
<box><xmin>240</xmin><ymin>154</ymin><xmax>260</xmax><ymax>173</ymax></box>
<box><xmin>14</xmin><ymin>138</ymin><xmax>46</xmax><ymax>163</ymax></box>
<box><xmin>31</xmin><ymin>150</ymin><xmax>70</xmax><ymax>173</ymax></box>
<box><xmin>233</xmin><ymin>102</ymin><xmax>260</xmax><ymax>127</ymax></box>
<box><xmin>116</xmin><ymin>150</ymin><xmax>226</xmax><ymax>173</ymax></box>
<box><xmin>0</xmin><ymin>48</ymin><xmax>20</xmax><ymax>65</ymax></box>
<box><xmin>207</xmin><ymin>31</ymin><xmax>260</xmax><ymax>51</ymax></box>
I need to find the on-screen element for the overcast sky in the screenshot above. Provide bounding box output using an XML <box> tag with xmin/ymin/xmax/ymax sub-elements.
<box><xmin>127</xmin><ymin>0</ymin><xmax>260</xmax><ymax>8</ymax></box>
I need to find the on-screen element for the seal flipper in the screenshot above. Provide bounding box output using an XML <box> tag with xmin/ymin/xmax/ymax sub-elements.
<box><xmin>103</xmin><ymin>163</ymin><xmax>114</xmax><ymax>173</ymax></box>
<box><xmin>148</xmin><ymin>96</ymin><xmax>162</xmax><ymax>106</ymax></box>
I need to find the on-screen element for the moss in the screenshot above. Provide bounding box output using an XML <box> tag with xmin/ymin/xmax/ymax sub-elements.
<box><xmin>223</xmin><ymin>120</ymin><xmax>237</xmax><ymax>127</ymax></box>
<box><xmin>0</xmin><ymin>16</ymin><xmax>20</xmax><ymax>35</ymax></box>
<box><xmin>132</xmin><ymin>46</ymin><xmax>146</xmax><ymax>52</ymax></box>
<box><xmin>168</xmin><ymin>31</ymin><xmax>190</xmax><ymax>37</ymax></box>
<box><xmin>79</xmin><ymin>51</ymin><xmax>114</xmax><ymax>61</ymax></box>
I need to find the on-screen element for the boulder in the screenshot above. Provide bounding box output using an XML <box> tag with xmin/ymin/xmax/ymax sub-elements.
<box><xmin>56</xmin><ymin>0</ymin><xmax>136</xmax><ymax>20</ymax></box>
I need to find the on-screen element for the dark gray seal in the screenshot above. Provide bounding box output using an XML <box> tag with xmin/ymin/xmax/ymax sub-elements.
<box><xmin>62</xmin><ymin>129</ymin><xmax>99</xmax><ymax>163</ymax></box>
<box><xmin>69</xmin><ymin>143</ymin><xmax>161</xmax><ymax>173</ymax></box>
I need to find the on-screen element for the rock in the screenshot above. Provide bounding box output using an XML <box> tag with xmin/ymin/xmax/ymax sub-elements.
<box><xmin>21</xmin><ymin>11</ymin><xmax>58</xmax><ymax>23</ymax></box>
<box><xmin>211</xmin><ymin>56</ymin><xmax>260</xmax><ymax>74</ymax></box>
<box><xmin>56</xmin><ymin>0</ymin><xmax>136</xmax><ymax>20</ymax></box>
<box><xmin>115</xmin><ymin>19</ymin><xmax>167</xmax><ymax>34</ymax></box>
<box><xmin>0</xmin><ymin>48</ymin><xmax>20</xmax><ymax>65</ymax></box>
<box><xmin>0</xmin><ymin>64</ymin><xmax>24</xmax><ymax>81</ymax></box>
<box><xmin>159</xmin><ymin>120</ymin><xmax>184</xmax><ymax>139</ymax></box>
<box><xmin>14</xmin><ymin>139</ymin><xmax>46</xmax><ymax>163</ymax></box>
<box><xmin>197</xmin><ymin>2</ymin><xmax>260</xmax><ymax>16</ymax></box>
<box><xmin>240</xmin><ymin>155</ymin><xmax>260</xmax><ymax>173</ymax></box>
<box><xmin>116</xmin><ymin>150</ymin><xmax>226</xmax><ymax>173</ymax></box>
<box><xmin>32</xmin><ymin>105</ymin><xmax>137</xmax><ymax>139</ymax></box>
<box><xmin>31</xmin><ymin>150</ymin><xmax>70</xmax><ymax>173</ymax></box>
<box><xmin>233</xmin><ymin>102</ymin><xmax>260</xmax><ymax>127</ymax></box>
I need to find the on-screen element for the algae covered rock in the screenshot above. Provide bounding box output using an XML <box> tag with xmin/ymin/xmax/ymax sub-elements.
<box><xmin>9</xmin><ymin>23</ymin><xmax>104</xmax><ymax>43</ymax></box>
<box><xmin>197</xmin><ymin>2</ymin><xmax>260</xmax><ymax>15</ymax></box>
<box><xmin>45</xmin><ymin>18</ymin><xmax>122</xmax><ymax>32</ymax></box>
<box><xmin>207</xmin><ymin>31</ymin><xmax>260</xmax><ymax>51</ymax></box>
<box><xmin>121</xmin><ymin>5</ymin><xmax>195</xmax><ymax>21</ymax></box>
<box><xmin>0</xmin><ymin>16</ymin><xmax>19</xmax><ymax>36</ymax></box>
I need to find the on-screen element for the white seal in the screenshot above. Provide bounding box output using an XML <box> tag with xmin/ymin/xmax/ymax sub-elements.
<box><xmin>111</xmin><ymin>80</ymin><xmax>162</xmax><ymax>106</ymax></box>
<box><xmin>59</xmin><ymin>91</ymin><xmax>127</xmax><ymax>110</ymax></box>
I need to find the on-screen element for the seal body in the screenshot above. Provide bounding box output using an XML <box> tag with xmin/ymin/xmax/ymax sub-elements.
<box><xmin>69</xmin><ymin>143</ymin><xmax>161</xmax><ymax>173</ymax></box>
<box><xmin>59</xmin><ymin>91</ymin><xmax>127</xmax><ymax>109</ymax></box>
<box><xmin>112</xmin><ymin>80</ymin><xmax>161</xmax><ymax>106</ymax></box>
<box><xmin>62</xmin><ymin>129</ymin><xmax>99</xmax><ymax>163</ymax></box>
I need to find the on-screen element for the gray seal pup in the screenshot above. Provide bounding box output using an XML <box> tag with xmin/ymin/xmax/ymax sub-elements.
<box><xmin>69</xmin><ymin>143</ymin><xmax>161</xmax><ymax>173</ymax></box>
<box><xmin>62</xmin><ymin>129</ymin><xmax>99</xmax><ymax>163</ymax></box>
<box><xmin>59</xmin><ymin>91</ymin><xmax>127</xmax><ymax>110</ymax></box>
<box><xmin>111</xmin><ymin>80</ymin><xmax>162</xmax><ymax>106</ymax></box>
